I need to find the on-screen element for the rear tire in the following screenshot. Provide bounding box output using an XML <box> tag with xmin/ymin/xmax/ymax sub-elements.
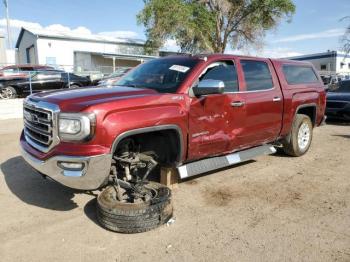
<box><xmin>96</xmin><ymin>182</ymin><xmax>173</xmax><ymax>233</ymax></box>
<box><xmin>283</xmin><ymin>114</ymin><xmax>313</xmax><ymax>157</ymax></box>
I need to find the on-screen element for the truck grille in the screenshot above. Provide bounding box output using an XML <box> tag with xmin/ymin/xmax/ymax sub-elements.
<box><xmin>23</xmin><ymin>99</ymin><xmax>60</xmax><ymax>152</ymax></box>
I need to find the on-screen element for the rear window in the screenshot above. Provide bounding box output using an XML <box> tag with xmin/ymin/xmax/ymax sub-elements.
<box><xmin>283</xmin><ymin>65</ymin><xmax>319</xmax><ymax>85</ymax></box>
<box><xmin>241</xmin><ymin>60</ymin><xmax>274</xmax><ymax>91</ymax></box>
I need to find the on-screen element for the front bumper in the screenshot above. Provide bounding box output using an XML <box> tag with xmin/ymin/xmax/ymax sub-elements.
<box><xmin>21</xmin><ymin>146</ymin><xmax>112</xmax><ymax>190</ymax></box>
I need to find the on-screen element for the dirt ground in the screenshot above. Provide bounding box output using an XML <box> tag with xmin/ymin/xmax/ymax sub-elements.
<box><xmin>0</xmin><ymin>119</ymin><xmax>350</xmax><ymax>262</ymax></box>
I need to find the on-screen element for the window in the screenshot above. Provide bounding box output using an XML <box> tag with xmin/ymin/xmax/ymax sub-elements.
<box><xmin>46</xmin><ymin>57</ymin><xmax>57</xmax><ymax>65</ymax></box>
<box><xmin>2</xmin><ymin>68</ymin><xmax>17</xmax><ymax>73</ymax></box>
<box><xmin>20</xmin><ymin>67</ymin><xmax>34</xmax><ymax>71</ymax></box>
<box><xmin>241</xmin><ymin>60</ymin><xmax>274</xmax><ymax>91</ymax></box>
<box><xmin>117</xmin><ymin>57</ymin><xmax>200</xmax><ymax>93</ymax></box>
<box><xmin>33</xmin><ymin>72</ymin><xmax>61</xmax><ymax>80</ymax></box>
<box><xmin>320</xmin><ymin>64</ymin><xmax>327</xmax><ymax>70</ymax></box>
<box><xmin>283</xmin><ymin>65</ymin><xmax>319</xmax><ymax>85</ymax></box>
<box><xmin>199</xmin><ymin>61</ymin><xmax>238</xmax><ymax>92</ymax></box>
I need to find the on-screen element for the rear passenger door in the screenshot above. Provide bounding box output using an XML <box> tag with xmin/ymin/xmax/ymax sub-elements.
<box><xmin>232</xmin><ymin>58</ymin><xmax>283</xmax><ymax>149</ymax></box>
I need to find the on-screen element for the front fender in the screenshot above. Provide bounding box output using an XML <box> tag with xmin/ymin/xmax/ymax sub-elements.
<box><xmin>93</xmin><ymin>94</ymin><xmax>189</xmax><ymax>163</ymax></box>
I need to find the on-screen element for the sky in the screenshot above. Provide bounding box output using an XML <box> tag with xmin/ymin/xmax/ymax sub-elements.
<box><xmin>0</xmin><ymin>0</ymin><xmax>349</xmax><ymax>58</ymax></box>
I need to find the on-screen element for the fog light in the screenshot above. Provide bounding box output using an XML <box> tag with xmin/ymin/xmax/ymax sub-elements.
<box><xmin>58</xmin><ymin>162</ymin><xmax>84</xmax><ymax>171</ymax></box>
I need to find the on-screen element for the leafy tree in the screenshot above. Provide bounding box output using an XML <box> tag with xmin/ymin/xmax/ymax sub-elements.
<box><xmin>341</xmin><ymin>17</ymin><xmax>350</xmax><ymax>56</ymax></box>
<box><xmin>137</xmin><ymin>0</ymin><xmax>296</xmax><ymax>54</ymax></box>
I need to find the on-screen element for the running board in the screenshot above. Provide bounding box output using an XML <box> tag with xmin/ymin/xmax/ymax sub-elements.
<box><xmin>177</xmin><ymin>144</ymin><xmax>276</xmax><ymax>179</ymax></box>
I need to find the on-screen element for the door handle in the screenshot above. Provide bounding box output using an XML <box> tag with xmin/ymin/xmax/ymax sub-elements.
<box><xmin>231</xmin><ymin>101</ymin><xmax>245</xmax><ymax>107</ymax></box>
<box><xmin>273</xmin><ymin>97</ymin><xmax>281</xmax><ymax>102</ymax></box>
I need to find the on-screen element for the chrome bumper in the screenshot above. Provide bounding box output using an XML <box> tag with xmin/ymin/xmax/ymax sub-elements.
<box><xmin>21</xmin><ymin>147</ymin><xmax>112</xmax><ymax>190</ymax></box>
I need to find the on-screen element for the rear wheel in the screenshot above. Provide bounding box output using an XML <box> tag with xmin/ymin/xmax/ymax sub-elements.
<box><xmin>0</xmin><ymin>86</ymin><xmax>17</xmax><ymax>99</ymax></box>
<box><xmin>283</xmin><ymin>114</ymin><xmax>313</xmax><ymax>157</ymax></box>
<box><xmin>96</xmin><ymin>182</ymin><xmax>172</xmax><ymax>233</ymax></box>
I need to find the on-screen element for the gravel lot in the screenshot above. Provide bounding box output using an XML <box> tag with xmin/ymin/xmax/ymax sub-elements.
<box><xmin>0</xmin><ymin>119</ymin><xmax>349</xmax><ymax>262</ymax></box>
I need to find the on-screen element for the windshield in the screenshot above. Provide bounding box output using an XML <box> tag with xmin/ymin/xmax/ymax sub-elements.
<box><xmin>116</xmin><ymin>57</ymin><xmax>200</xmax><ymax>93</ymax></box>
<box><xmin>330</xmin><ymin>81</ymin><xmax>350</xmax><ymax>93</ymax></box>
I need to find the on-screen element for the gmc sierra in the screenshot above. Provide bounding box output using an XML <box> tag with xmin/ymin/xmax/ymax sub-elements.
<box><xmin>20</xmin><ymin>54</ymin><xmax>326</xmax><ymax>232</ymax></box>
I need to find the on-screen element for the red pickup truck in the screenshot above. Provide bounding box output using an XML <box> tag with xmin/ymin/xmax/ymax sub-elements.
<box><xmin>20</xmin><ymin>54</ymin><xmax>326</xmax><ymax>232</ymax></box>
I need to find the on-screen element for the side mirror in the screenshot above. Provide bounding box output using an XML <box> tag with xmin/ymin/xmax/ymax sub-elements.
<box><xmin>192</xmin><ymin>79</ymin><xmax>225</xmax><ymax>96</ymax></box>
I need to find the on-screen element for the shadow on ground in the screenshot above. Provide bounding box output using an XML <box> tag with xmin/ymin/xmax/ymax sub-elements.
<box><xmin>332</xmin><ymin>134</ymin><xmax>350</xmax><ymax>139</ymax></box>
<box><xmin>84</xmin><ymin>198</ymin><xmax>99</xmax><ymax>226</ymax></box>
<box><xmin>1</xmin><ymin>156</ymin><xmax>79</xmax><ymax>211</ymax></box>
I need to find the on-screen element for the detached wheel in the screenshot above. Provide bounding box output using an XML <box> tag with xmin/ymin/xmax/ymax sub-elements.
<box><xmin>97</xmin><ymin>182</ymin><xmax>173</xmax><ymax>233</ymax></box>
<box><xmin>283</xmin><ymin>114</ymin><xmax>313</xmax><ymax>157</ymax></box>
<box><xmin>0</xmin><ymin>86</ymin><xmax>17</xmax><ymax>99</ymax></box>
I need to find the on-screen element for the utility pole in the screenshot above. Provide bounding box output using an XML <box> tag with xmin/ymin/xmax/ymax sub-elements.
<box><xmin>3</xmin><ymin>0</ymin><xmax>12</xmax><ymax>48</ymax></box>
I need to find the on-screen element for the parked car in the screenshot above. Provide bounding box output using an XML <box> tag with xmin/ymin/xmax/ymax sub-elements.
<box><xmin>0</xmin><ymin>71</ymin><xmax>91</xmax><ymax>99</ymax></box>
<box><xmin>20</xmin><ymin>54</ymin><xmax>326</xmax><ymax>233</ymax></box>
<box><xmin>326</xmin><ymin>79</ymin><xmax>350</xmax><ymax>120</ymax></box>
<box><xmin>74</xmin><ymin>71</ymin><xmax>105</xmax><ymax>86</ymax></box>
<box><xmin>97</xmin><ymin>67</ymin><xmax>132</xmax><ymax>87</ymax></box>
<box><xmin>0</xmin><ymin>64</ymin><xmax>55</xmax><ymax>78</ymax></box>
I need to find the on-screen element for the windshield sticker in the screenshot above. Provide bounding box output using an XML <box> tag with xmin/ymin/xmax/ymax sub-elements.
<box><xmin>169</xmin><ymin>65</ymin><xmax>190</xmax><ymax>73</ymax></box>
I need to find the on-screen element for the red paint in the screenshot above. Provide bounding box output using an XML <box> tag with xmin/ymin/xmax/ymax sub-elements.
<box><xmin>21</xmin><ymin>54</ymin><xmax>326</xmax><ymax>163</ymax></box>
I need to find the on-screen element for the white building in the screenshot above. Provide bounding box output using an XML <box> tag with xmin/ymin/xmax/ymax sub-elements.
<box><xmin>287</xmin><ymin>51</ymin><xmax>350</xmax><ymax>78</ymax></box>
<box><xmin>0</xmin><ymin>35</ymin><xmax>6</xmax><ymax>65</ymax></box>
<box><xmin>15</xmin><ymin>27</ymin><xmax>156</xmax><ymax>73</ymax></box>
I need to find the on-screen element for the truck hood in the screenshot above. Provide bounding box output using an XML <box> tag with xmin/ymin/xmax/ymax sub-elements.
<box><xmin>29</xmin><ymin>86</ymin><xmax>159</xmax><ymax>111</ymax></box>
<box><xmin>326</xmin><ymin>92</ymin><xmax>350</xmax><ymax>102</ymax></box>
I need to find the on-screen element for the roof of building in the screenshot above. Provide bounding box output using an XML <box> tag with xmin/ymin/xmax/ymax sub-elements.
<box><xmin>15</xmin><ymin>27</ymin><xmax>145</xmax><ymax>48</ymax></box>
<box><xmin>285</xmin><ymin>50</ymin><xmax>347</xmax><ymax>61</ymax></box>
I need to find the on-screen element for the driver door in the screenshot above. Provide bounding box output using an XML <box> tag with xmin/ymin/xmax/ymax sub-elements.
<box><xmin>188</xmin><ymin>60</ymin><xmax>243</xmax><ymax>161</ymax></box>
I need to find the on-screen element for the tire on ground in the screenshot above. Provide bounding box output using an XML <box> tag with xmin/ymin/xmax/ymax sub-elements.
<box><xmin>96</xmin><ymin>182</ymin><xmax>173</xmax><ymax>233</ymax></box>
<box><xmin>283</xmin><ymin>113</ymin><xmax>313</xmax><ymax>157</ymax></box>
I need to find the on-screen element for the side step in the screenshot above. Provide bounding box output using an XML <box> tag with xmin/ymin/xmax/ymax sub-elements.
<box><xmin>177</xmin><ymin>144</ymin><xmax>276</xmax><ymax>179</ymax></box>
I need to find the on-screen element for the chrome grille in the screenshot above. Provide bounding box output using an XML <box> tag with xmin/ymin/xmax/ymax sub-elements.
<box><xmin>23</xmin><ymin>99</ymin><xmax>60</xmax><ymax>152</ymax></box>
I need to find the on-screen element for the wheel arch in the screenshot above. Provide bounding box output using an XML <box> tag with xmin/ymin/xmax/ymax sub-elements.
<box><xmin>110</xmin><ymin>124</ymin><xmax>184</xmax><ymax>165</ymax></box>
<box><xmin>295</xmin><ymin>103</ymin><xmax>317</xmax><ymax>127</ymax></box>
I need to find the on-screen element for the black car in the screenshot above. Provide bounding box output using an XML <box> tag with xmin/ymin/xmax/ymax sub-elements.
<box><xmin>0</xmin><ymin>71</ymin><xmax>91</xmax><ymax>99</ymax></box>
<box><xmin>326</xmin><ymin>80</ymin><xmax>350</xmax><ymax>120</ymax></box>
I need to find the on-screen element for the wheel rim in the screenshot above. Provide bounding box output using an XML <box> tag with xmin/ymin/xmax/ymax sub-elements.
<box><xmin>297</xmin><ymin>122</ymin><xmax>310</xmax><ymax>150</ymax></box>
<box><xmin>0</xmin><ymin>87</ymin><xmax>14</xmax><ymax>99</ymax></box>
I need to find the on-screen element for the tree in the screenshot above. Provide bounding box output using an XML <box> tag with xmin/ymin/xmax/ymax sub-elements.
<box><xmin>341</xmin><ymin>17</ymin><xmax>350</xmax><ymax>56</ymax></box>
<box><xmin>137</xmin><ymin>0</ymin><xmax>295</xmax><ymax>54</ymax></box>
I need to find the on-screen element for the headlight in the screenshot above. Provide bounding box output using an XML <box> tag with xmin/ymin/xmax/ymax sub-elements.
<box><xmin>59</xmin><ymin>119</ymin><xmax>81</xmax><ymax>134</ymax></box>
<box><xmin>59</xmin><ymin>113</ymin><xmax>96</xmax><ymax>141</ymax></box>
